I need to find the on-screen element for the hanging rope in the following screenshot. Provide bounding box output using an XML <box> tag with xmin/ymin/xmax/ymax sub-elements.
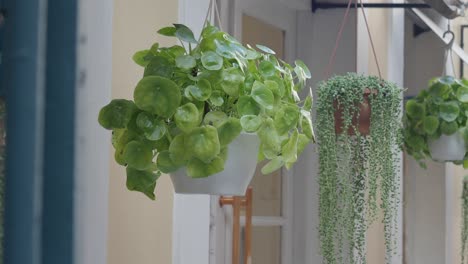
<box><xmin>357</xmin><ymin>0</ymin><xmax>382</xmax><ymax>79</ymax></box>
<box><xmin>201</xmin><ymin>0</ymin><xmax>223</xmax><ymax>32</ymax></box>
<box><xmin>324</xmin><ymin>0</ymin><xmax>354</xmax><ymax>79</ymax></box>
<box><xmin>213</xmin><ymin>0</ymin><xmax>223</xmax><ymax>31</ymax></box>
<box><xmin>324</xmin><ymin>0</ymin><xmax>382</xmax><ymax>79</ymax></box>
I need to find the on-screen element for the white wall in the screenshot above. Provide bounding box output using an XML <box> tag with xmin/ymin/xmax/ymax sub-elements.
<box><xmin>403</xmin><ymin>14</ymin><xmax>447</xmax><ymax>264</ymax></box>
<box><xmin>294</xmin><ymin>9</ymin><xmax>357</xmax><ymax>263</ymax></box>
<box><xmin>107</xmin><ymin>1</ymin><xmax>177</xmax><ymax>264</ymax></box>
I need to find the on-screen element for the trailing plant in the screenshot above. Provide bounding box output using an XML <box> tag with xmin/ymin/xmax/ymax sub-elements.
<box><xmin>403</xmin><ymin>76</ymin><xmax>468</xmax><ymax>167</ymax></box>
<box><xmin>98</xmin><ymin>23</ymin><xmax>314</xmax><ymax>199</ymax></box>
<box><xmin>317</xmin><ymin>73</ymin><xmax>402</xmax><ymax>264</ymax></box>
<box><xmin>463</xmin><ymin>176</ymin><xmax>468</xmax><ymax>264</ymax></box>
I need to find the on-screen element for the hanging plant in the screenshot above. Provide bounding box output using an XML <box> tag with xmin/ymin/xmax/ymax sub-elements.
<box><xmin>403</xmin><ymin>76</ymin><xmax>468</xmax><ymax>167</ymax></box>
<box><xmin>462</xmin><ymin>176</ymin><xmax>468</xmax><ymax>264</ymax></box>
<box><xmin>97</xmin><ymin>23</ymin><xmax>314</xmax><ymax>199</ymax></box>
<box><xmin>317</xmin><ymin>73</ymin><xmax>402</xmax><ymax>264</ymax></box>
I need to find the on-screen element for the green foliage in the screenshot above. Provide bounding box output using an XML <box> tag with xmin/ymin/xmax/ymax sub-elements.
<box><xmin>98</xmin><ymin>23</ymin><xmax>314</xmax><ymax>198</ymax></box>
<box><xmin>403</xmin><ymin>76</ymin><xmax>468</xmax><ymax>166</ymax></box>
<box><xmin>462</xmin><ymin>176</ymin><xmax>468</xmax><ymax>264</ymax></box>
<box><xmin>317</xmin><ymin>73</ymin><xmax>402</xmax><ymax>264</ymax></box>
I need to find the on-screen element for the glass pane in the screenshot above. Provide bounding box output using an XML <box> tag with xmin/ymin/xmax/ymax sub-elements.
<box><xmin>251</xmin><ymin>162</ymin><xmax>282</xmax><ymax>216</ymax></box>
<box><xmin>241</xmin><ymin>226</ymin><xmax>282</xmax><ymax>264</ymax></box>
<box><xmin>241</xmin><ymin>14</ymin><xmax>285</xmax><ymax>217</ymax></box>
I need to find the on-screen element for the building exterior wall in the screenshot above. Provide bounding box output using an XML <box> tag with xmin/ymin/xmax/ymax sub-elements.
<box><xmin>107</xmin><ymin>1</ymin><xmax>178</xmax><ymax>264</ymax></box>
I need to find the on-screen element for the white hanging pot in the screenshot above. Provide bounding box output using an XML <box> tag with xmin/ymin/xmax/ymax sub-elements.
<box><xmin>429</xmin><ymin>133</ymin><xmax>466</xmax><ymax>162</ymax></box>
<box><xmin>170</xmin><ymin>133</ymin><xmax>260</xmax><ymax>195</ymax></box>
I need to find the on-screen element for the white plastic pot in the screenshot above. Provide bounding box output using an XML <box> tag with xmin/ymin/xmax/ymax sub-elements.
<box><xmin>429</xmin><ymin>133</ymin><xmax>466</xmax><ymax>162</ymax></box>
<box><xmin>170</xmin><ymin>133</ymin><xmax>260</xmax><ymax>195</ymax></box>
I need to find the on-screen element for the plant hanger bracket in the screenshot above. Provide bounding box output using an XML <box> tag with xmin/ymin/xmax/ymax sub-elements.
<box><xmin>311</xmin><ymin>0</ymin><xmax>431</xmax><ymax>13</ymax></box>
<box><xmin>442</xmin><ymin>22</ymin><xmax>457</xmax><ymax>76</ymax></box>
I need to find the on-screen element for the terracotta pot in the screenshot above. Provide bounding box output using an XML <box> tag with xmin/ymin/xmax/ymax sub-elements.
<box><xmin>333</xmin><ymin>89</ymin><xmax>375</xmax><ymax>136</ymax></box>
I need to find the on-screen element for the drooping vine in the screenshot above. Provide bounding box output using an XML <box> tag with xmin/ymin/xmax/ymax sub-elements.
<box><xmin>317</xmin><ymin>73</ymin><xmax>402</xmax><ymax>264</ymax></box>
<box><xmin>462</xmin><ymin>176</ymin><xmax>468</xmax><ymax>264</ymax></box>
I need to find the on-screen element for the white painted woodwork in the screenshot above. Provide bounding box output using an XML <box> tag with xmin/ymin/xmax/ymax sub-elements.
<box><xmin>74</xmin><ymin>0</ymin><xmax>113</xmax><ymax>263</ymax></box>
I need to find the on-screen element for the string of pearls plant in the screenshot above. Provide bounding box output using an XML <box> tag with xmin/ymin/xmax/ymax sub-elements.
<box><xmin>317</xmin><ymin>73</ymin><xmax>402</xmax><ymax>264</ymax></box>
<box><xmin>462</xmin><ymin>176</ymin><xmax>468</xmax><ymax>264</ymax></box>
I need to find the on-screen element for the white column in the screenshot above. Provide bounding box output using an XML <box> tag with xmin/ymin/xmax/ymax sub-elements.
<box><xmin>387</xmin><ymin>1</ymin><xmax>404</xmax><ymax>263</ymax></box>
<box><xmin>74</xmin><ymin>0</ymin><xmax>113</xmax><ymax>263</ymax></box>
<box><xmin>173</xmin><ymin>1</ymin><xmax>213</xmax><ymax>264</ymax></box>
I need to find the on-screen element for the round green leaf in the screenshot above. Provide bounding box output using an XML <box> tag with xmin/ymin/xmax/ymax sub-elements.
<box><xmin>456</xmin><ymin>85</ymin><xmax>468</xmax><ymax>103</ymax></box>
<box><xmin>405</xmin><ymin>100</ymin><xmax>425</xmax><ymax>120</ymax></box>
<box><xmin>406</xmin><ymin>135</ymin><xmax>425</xmax><ymax>152</ymax></box>
<box><xmin>264</xmin><ymin>80</ymin><xmax>280</xmax><ymax>97</ymax></box>
<box><xmin>204</xmin><ymin>111</ymin><xmax>228</xmax><ymax>127</ymax></box>
<box><xmin>174</xmin><ymin>24</ymin><xmax>198</xmax><ymax>44</ymax></box>
<box><xmin>157</xmin><ymin>26</ymin><xmax>176</xmax><ymax>37</ymax></box>
<box><xmin>295</xmin><ymin>60</ymin><xmax>311</xmax><ymax>79</ymax></box>
<box><xmin>136</xmin><ymin>112</ymin><xmax>167</xmax><ymax>140</ymax></box>
<box><xmin>187</xmin><ymin>79</ymin><xmax>212</xmax><ymax>101</ymax></box>
<box><xmin>256</xmin><ymin>44</ymin><xmax>276</xmax><ymax>54</ymax></box>
<box><xmin>187</xmin><ymin>156</ymin><xmax>225</xmax><ymax>178</ymax></box>
<box><xmin>144</xmin><ymin>56</ymin><xmax>174</xmax><ymax>78</ymax></box>
<box><xmin>175</xmin><ymin>55</ymin><xmax>196</xmax><ymax>70</ymax></box>
<box><xmin>240</xmin><ymin>115</ymin><xmax>263</xmax><ymax>133</ymax></box>
<box><xmin>258</xmin><ymin>118</ymin><xmax>281</xmax><ymax>158</ymax></box>
<box><xmin>201</xmin><ymin>51</ymin><xmax>223</xmax><ymax>71</ymax></box>
<box><xmin>157</xmin><ymin>150</ymin><xmax>182</xmax><ymax>173</ymax></box>
<box><xmin>150</xmin><ymin>43</ymin><xmax>159</xmax><ymax>55</ymax></box>
<box><xmin>282</xmin><ymin>129</ymin><xmax>299</xmax><ymax>163</ymax></box>
<box><xmin>134</xmin><ymin>76</ymin><xmax>181</xmax><ymax>118</ymax></box>
<box><xmin>259</xmin><ymin>61</ymin><xmax>276</xmax><ymax>77</ymax></box>
<box><xmin>152</xmin><ymin>136</ymin><xmax>170</xmax><ymax>152</ymax></box>
<box><xmin>439</xmin><ymin>76</ymin><xmax>456</xmax><ymax>85</ymax></box>
<box><xmin>439</xmin><ymin>101</ymin><xmax>460</xmax><ymax>122</ymax></box>
<box><xmin>98</xmin><ymin>99</ymin><xmax>137</xmax><ymax>130</ymax></box>
<box><xmin>423</xmin><ymin>116</ymin><xmax>439</xmax><ymax>135</ymax></box>
<box><xmin>237</xmin><ymin>95</ymin><xmax>261</xmax><ymax>116</ymax></box>
<box><xmin>261</xmin><ymin>157</ymin><xmax>284</xmax><ymax>175</ymax></box>
<box><xmin>217</xmin><ymin>118</ymin><xmax>242</xmax><ymax>146</ymax></box>
<box><xmin>251</xmin><ymin>81</ymin><xmax>275</xmax><ymax>110</ymax></box>
<box><xmin>209</xmin><ymin>90</ymin><xmax>224</xmax><ymax>106</ymax></box>
<box><xmin>221</xmin><ymin>68</ymin><xmax>244</xmax><ymax>96</ymax></box>
<box><xmin>123</xmin><ymin>141</ymin><xmax>153</xmax><ymax>170</ymax></box>
<box><xmin>174</xmin><ymin>103</ymin><xmax>200</xmax><ymax>132</ymax></box>
<box><xmin>133</xmin><ymin>50</ymin><xmax>152</xmax><ymax>67</ymax></box>
<box><xmin>301</xmin><ymin>111</ymin><xmax>315</xmax><ymax>140</ymax></box>
<box><xmin>440</xmin><ymin>121</ymin><xmax>458</xmax><ymax>135</ymax></box>
<box><xmin>126</xmin><ymin>167</ymin><xmax>159</xmax><ymax>200</ymax></box>
<box><xmin>169</xmin><ymin>134</ymin><xmax>191</xmax><ymax>166</ymax></box>
<box><xmin>274</xmin><ymin>105</ymin><xmax>300</xmax><ymax>135</ymax></box>
<box><xmin>201</xmin><ymin>24</ymin><xmax>219</xmax><ymax>38</ymax></box>
<box><xmin>114</xmin><ymin>147</ymin><xmax>126</xmax><ymax>166</ymax></box>
<box><xmin>185</xmin><ymin>126</ymin><xmax>221</xmax><ymax>163</ymax></box>
<box><xmin>429</xmin><ymin>81</ymin><xmax>450</xmax><ymax>98</ymax></box>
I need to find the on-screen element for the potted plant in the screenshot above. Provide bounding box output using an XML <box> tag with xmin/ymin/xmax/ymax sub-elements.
<box><xmin>403</xmin><ymin>76</ymin><xmax>468</xmax><ymax>167</ymax></box>
<box><xmin>317</xmin><ymin>73</ymin><xmax>402</xmax><ymax>263</ymax></box>
<box><xmin>98</xmin><ymin>23</ymin><xmax>314</xmax><ymax>198</ymax></box>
